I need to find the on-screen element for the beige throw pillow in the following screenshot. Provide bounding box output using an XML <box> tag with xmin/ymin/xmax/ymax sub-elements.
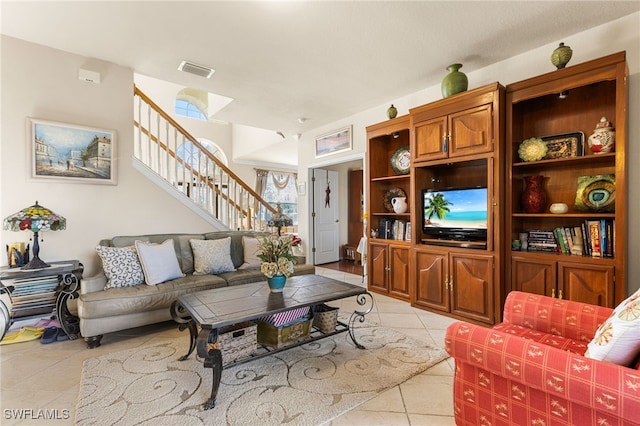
<box><xmin>190</xmin><ymin>238</ymin><xmax>236</xmax><ymax>275</ymax></box>
<box><xmin>239</xmin><ymin>236</ymin><xmax>262</xmax><ymax>270</ymax></box>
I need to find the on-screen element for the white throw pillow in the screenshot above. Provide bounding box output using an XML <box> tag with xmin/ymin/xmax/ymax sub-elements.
<box><xmin>585</xmin><ymin>288</ymin><xmax>640</xmax><ymax>365</ymax></box>
<box><xmin>190</xmin><ymin>238</ymin><xmax>236</xmax><ymax>275</ymax></box>
<box><xmin>239</xmin><ymin>236</ymin><xmax>262</xmax><ymax>270</ymax></box>
<box><xmin>134</xmin><ymin>239</ymin><xmax>184</xmax><ymax>285</ymax></box>
<box><xmin>96</xmin><ymin>245</ymin><xmax>145</xmax><ymax>289</ymax></box>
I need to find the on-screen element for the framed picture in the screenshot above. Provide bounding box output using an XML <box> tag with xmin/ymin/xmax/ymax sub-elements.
<box><xmin>297</xmin><ymin>182</ymin><xmax>306</xmax><ymax>195</ymax></box>
<box><xmin>315</xmin><ymin>126</ymin><xmax>352</xmax><ymax>158</ymax></box>
<box><xmin>405</xmin><ymin>222</ymin><xmax>412</xmax><ymax>242</ymax></box>
<box><xmin>29</xmin><ymin>118</ymin><xmax>117</xmax><ymax>185</ymax></box>
<box><xmin>541</xmin><ymin>132</ymin><xmax>584</xmax><ymax>159</ymax></box>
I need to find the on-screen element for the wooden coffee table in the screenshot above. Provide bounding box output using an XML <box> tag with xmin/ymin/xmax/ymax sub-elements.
<box><xmin>170</xmin><ymin>274</ymin><xmax>374</xmax><ymax>410</ymax></box>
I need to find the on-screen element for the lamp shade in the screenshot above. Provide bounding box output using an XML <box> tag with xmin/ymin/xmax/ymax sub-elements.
<box><xmin>3</xmin><ymin>201</ymin><xmax>66</xmax><ymax>233</ymax></box>
<box><xmin>3</xmin><ymin>201</ymin><xmax>66</xmax><ymax>269</ymax></box>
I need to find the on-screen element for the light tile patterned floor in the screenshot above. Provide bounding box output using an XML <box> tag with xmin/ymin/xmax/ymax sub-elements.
<box><xmin>0</xmin><ymin>267</ymin><xmax>457</xmax><ymax>425</ymax></box>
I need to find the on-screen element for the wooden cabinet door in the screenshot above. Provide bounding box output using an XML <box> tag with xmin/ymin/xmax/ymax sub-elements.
<box><xmin>558</xmin><ymin>262</ymin><xmax>615</xmax><ymax>307</ymax></box>
<box><xmin>450</xmin><ymin>252</ymin><xmax>494</xmax><ymax>324</ymax></box>
<box><xmin>413</xmin><ymin>249</ymin><xmax>448</xmax><ymax>312</ymax></box>
<box><xmin>369</xmin><ymin>242</ymin><xmax>389</xmax><ymax>293</ymax></box>
<box><xmin>414</xmin><ymin>116</ymin><xmax>447</xmax><ymax>162</ymax></box>
<box><xmin>389</xmin><ymin>245</ymin><xmax>410</xmax><ymax>300</ymax></box>
<box><xmin>511</xmin><ymin>257</ymin><xmax>556</xmax><ymax>298</ymax></box>
<box><xmin>448</xmin><ymin>104</ymin><xmax>493</xmax><ymax>158</ymax></box>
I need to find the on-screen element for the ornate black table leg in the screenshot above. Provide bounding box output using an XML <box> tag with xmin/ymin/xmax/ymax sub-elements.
<box><xmin>170</xmin><ymin>300</ymin><xmax>198</xmax><ymax>361</ymax></box>
<box><xmin>348</xmin><ymin>291</ymin><xmax>375</xmax><ymax>349</ymax></box>
<box><xmin>197</xmin><ymin>328</ymin><xmax>222</xmax><ymax>410</ymax></box>
<box><xmin>56</xmin><ymin>266</ymin><xmax>83</xmax><ymax>340</ymax></box>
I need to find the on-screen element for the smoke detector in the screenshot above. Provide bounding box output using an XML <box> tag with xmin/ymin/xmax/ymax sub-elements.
<box><xmin>178</xmin><ymin>61</ymin><xmax>215</xmax><ymax>79</ymax></box>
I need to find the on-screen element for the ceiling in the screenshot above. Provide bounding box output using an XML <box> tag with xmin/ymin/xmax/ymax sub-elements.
<box><xmin>2</xmin><ymin>1</ymin><xmax>639</xmax><ymax>166</ymax></box>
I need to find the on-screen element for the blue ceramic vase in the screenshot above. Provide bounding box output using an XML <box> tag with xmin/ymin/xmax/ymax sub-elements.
<box><xmin>267</xmin><ymin>275</ymin><xmax>287</xmax><ymax>292</ymax></box>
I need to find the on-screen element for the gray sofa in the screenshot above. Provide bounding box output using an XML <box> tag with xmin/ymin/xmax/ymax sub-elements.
<box><xmin>77</xmin><ymin>231</ymin><xmax>315</xmax><ymax>348</ymax></box>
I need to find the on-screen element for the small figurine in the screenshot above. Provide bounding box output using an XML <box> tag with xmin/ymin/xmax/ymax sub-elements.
<box><xmin>588</xmin><ymin>117</ymin><xmax>615</xmax><ymax>154</ymax></box>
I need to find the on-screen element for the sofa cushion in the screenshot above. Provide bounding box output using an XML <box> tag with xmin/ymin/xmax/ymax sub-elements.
<box><xmin>110</xmin><ymin>234</ymin><xmax>204</xmax><ymax>274</ymax></box>
<box><xmin>190</xmin><ymin>238</ymin><xmax>236</xmax><ymax>275</ymax></box>
<box><xmin>492</xmin><ymin>322</ymin><xmax>588</xmax><ymax>354</ymax></box>
<box><xmin>95</xmin><ymin>245</ymin><xmax>145</xmax><ymax>289</ymax></box>
<box><xmin>135</xmin><ymin>239</ymin><xmax>185</xmax><ymax>285</ymax></box>
<box><xmin>204</xmin><ymin>231</ymin><xmax>270</xmax><ymax>269</ymax></box>
<box><xmin>240</xmin><ymin>236</ymin><xmax>261</xmax><ymax>269</ymax></box>
<box><xmin>78</xmin><ymin>274</ymin><xmax>228</xmax><ymax>318</ymax></box>
<box><xmin>585</xmin><ymin>288</ymin><xmax>640</xmax><ymax>365</ymax></box>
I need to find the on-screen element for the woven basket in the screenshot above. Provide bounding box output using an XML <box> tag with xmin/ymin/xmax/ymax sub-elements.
<box><xmin>312</xmin><ymin>304</ymin><xmax>339</xmax><ymax>333</ymax></box>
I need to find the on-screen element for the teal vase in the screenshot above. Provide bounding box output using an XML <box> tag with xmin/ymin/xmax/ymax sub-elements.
<box><xmin>441</xmin><ymin>63</ymin><xmax>468</xmax><ymax>98</ymax></box>
<box><xmin>267</xmin><ymin>275</ymin><xmax>287</xmax><ymax>293</ymax></box>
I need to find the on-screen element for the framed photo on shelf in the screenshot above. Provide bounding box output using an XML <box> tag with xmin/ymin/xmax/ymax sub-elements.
<box><xmin>315</xmin><ymin>126</ymin><xmax>352</xmax><ymax>158</ymax></box>
<box><xmin>405</xmin><ymin>222</ymin><xmax>412</xmax><ymax>241</ymax></box>
<box><xmin>29</xmin><ymin>118</ymin><xmax>117</xmax><ymax>185</ymax></box>
<box><xmin>541</xmin><ymin>132</ymin><xmax>584</xmax><ymax>159</ymax></box>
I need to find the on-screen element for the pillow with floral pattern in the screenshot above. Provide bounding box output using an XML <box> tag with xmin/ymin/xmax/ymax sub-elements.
<box><xmin>585</xmin><ymin>288</ymin><xmax>640</xmax><ymax>365</ymax></box>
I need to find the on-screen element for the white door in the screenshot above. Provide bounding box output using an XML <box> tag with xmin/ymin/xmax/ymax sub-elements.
<box><xmin>313</xmin><ymin>169</ymin><xmax>340</xmax><ymax>264</ymax></box>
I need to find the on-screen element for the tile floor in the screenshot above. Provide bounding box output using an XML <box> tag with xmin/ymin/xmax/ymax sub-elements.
<box><xmin>0</xmin><ymin>267</ymin><xmax>457</xmax><ymax>425</ymax></box>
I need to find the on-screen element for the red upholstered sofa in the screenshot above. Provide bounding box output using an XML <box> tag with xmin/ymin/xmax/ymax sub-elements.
<box><xmin>445</xmin><ymin>291</ymin><xmax>640</xmax><ymax>426</ymax></box>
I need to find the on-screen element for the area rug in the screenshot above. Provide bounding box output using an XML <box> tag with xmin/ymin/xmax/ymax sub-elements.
<box><xmin>75</xmin><ymin>325</ymin><xmax>448</xmax><ymax>425</ymax></box>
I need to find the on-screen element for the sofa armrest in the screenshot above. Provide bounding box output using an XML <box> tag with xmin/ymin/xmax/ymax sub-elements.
<box><xmin>502</xmin><ymin>291</ymin><xmax>613</xmax><ymax>341</ymax></box>
<box><xmin>445</xmin><ymin>321</ymin><xmax>640</xmax><ymax>422</ymax></box>
<box><xmin>81</xmin><ymin>272</ymin><xmax>107</xmax><ymax>295</ymax></box>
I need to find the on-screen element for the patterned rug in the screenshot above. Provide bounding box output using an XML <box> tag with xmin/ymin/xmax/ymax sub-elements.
<box><xmin>75</xmin><ymin>325</ymin><xmax>448</xmax><ymax>425</ymax></box>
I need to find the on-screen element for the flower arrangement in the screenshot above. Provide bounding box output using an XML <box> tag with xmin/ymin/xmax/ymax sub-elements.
<box><xmin>257</xmin><ymin>235</ymin><xmax>296</xmax><ymax>278</ymax></box>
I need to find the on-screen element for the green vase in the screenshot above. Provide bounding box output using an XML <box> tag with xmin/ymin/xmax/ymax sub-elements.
<box><xmin>551</xmin><ymin>42</ymin><xmax>572</xmax><ymax>69</ymax></box>
<box><xmin>387</xmin><ymin>104</ymin><xmax>398</xmax><ymax>119</ymax></box>
<box><xmin>441</xmin><ymin>63</ymin><xmax>468</xmax><ymax>98</ymax></box>
<box><xmin>267</xmin><ymin>274</ymin><xmax>287</xmax><ymax>292</ymax></box>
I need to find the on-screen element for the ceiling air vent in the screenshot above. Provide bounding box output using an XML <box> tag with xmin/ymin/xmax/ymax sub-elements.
<box><xmin>178</xmin><ymin>61</ymin><xmax>215</xmax><ymax>79</ymax></box>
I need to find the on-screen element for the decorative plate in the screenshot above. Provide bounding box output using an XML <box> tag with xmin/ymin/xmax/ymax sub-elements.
<box><xmin>574</xmin><ymin>174</ymin><xmax>616</xmax><ymax>212</ymax></box>
<box><xmin>390</xmin><ymin>146</ymin><xmax>410</xmax><ymax>175</ymax></box>
<box><xmin>383</xmin><ymin>187</ymin><xmax>406</xmax><ymax>212</ymax></box>
<box><xmin>518</xmin><ymin>137</ymin><xmax>547</xmax><ymax>162</ymax></box>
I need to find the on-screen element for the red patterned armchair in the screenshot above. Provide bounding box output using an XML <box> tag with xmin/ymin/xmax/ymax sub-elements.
<box><xmin>445</xmin><ymin>291</ymin><xmax>640</xmax><ymax>426</ymax></box>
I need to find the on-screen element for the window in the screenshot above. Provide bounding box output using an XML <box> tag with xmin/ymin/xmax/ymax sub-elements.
<box><xmin>258</xmin><ymin>171</ymin><xmax>298</xmax><ymax>226</ymax></box>
<box><xmin>176</xmin><ymin>138</ymin><xmax>227</xmax><ymax>176</ymax></box>
<box><xmin>175</xmin><ymin>100</ymin><xmax>206</xmax><ymax>120</ymax></box>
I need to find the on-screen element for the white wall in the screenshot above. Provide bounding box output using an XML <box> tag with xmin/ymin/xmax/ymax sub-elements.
<box><xmin>298</xmin><ymin>12</ymin><xmax>640</xmax><ymax>294</ymax></box>
<box><xmin>0</xmin><ymin>36</ymin><xmax>224</xmax><ymax>276</ymax></box>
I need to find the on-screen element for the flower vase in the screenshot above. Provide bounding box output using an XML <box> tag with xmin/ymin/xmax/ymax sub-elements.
<box><xmin>441</xmin><ymin>63</ymin><xmax>468</xmax><ymax>98</ymax></box>
<box><xmin>521</xmin><ymin>175</ymin><xmax>547</xmax><ymax>213</ymax></box>
<box><xmin>267</xmin><ymin>274</ymin><xmax>287</xmax><ymax>293</ymax></box>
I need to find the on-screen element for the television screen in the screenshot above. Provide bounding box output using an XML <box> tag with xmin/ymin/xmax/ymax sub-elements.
<box><xmin>423</xmin><ymin>187</ymin><xmax>488</xmax><ymax>231</ymax></box>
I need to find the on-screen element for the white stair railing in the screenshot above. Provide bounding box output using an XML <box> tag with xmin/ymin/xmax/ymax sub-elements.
<box><xmin>133</xmin><ymin>86</ymin><xmax>276</xmax><ymax>230</ymax></box>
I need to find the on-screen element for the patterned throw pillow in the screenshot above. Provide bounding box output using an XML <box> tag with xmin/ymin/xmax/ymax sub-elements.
<box><xmin>190</xmin><ymin>238</ymin><xmax>236</xmax><ymax>275</ymax></box>
<box><xmin>585</xmin><ymin>288</ymin><xmax>640</xmax><ymax>365</ymax></box>
<box><xmin>134</xmin><ymin>239</ymin><xmax>184</xmax><ymax>285</ymax></box>
<box><xmin>95</xmin><ymin>245</ymin><xmax>145</xmax><ymax>289</ymax></box>
<box><xmin>239</xmin><ymin>236</ymin><xmax>261</xmax><ymax>270</ymax></box>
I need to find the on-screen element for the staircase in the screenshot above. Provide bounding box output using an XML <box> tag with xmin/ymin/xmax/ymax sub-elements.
<box><xmin>133</xmin><ymin>86</ymin><xmax>276</xmax><ymax>231</ymax></box>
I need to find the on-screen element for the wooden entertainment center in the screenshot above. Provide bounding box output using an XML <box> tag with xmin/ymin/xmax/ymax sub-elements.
<box><xmin>365</xmin><ymin>52</ymin><xmax>628</xmax><ymax>325</ymax></box>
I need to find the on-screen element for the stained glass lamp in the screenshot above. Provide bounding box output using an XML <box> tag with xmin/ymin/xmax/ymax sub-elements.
<box><xmin>3</xmin><ymin>201</ymin><xmax>66</xmax><ymax>270</ymax></box>
<box><xmin>267</xmin><ymin>203</ymin><xmax>293</xmax><ymax>236</ymax></box>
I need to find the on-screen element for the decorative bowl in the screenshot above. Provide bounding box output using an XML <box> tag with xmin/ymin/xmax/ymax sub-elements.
<box><xmin>518</xmin><ymin>137</ymin><xmax>547</xmax><ymax>162</ymax></box>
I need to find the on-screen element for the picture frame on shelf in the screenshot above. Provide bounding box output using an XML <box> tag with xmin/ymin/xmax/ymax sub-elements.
<box><xmin>315</xmin><ymin>126</ymin><xmax>352</xmax><ymax>158</ymax></box>
<box><xmin>541</xmin><ymin>132</ymin><xmax>584</xmax><ymax>159</ymax></box>
<box><xmin>404</xmin><ymin>222</ymin><xmax>412</xmax><ymax>241</ymax></box>
<box><xmin>29</xmin><ymin>118</ymin><xmax>117</xmax><ymax>185</ymax></box>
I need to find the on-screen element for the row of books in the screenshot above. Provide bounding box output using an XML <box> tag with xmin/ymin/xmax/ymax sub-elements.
<box><xmin>377</xmin><ymin>219</ymin><xmax>411</xmax><ymax>241</ymax></box>
<box><xmin>525</xmin><ymin>219</ymin><xmax>615</xmax><ymax>258</ymax></box>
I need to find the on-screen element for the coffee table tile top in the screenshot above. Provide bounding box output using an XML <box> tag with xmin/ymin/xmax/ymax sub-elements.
<box><xmin>178</xmin><ymin>275</ymin><xmax>366</xmax><ymax>329</ymax></box>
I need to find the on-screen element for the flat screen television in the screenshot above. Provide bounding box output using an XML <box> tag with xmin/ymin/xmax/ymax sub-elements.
<box><xmin>422</xmin><ymin>186</ymin><xmax>488</xmax><ymax>244</ymax></box>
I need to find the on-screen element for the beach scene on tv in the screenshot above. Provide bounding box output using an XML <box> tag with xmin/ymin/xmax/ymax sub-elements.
<box><xmin>423</xmin><ymin>188</ymin><xmax>488</xmax><ymax>229</ymax></box>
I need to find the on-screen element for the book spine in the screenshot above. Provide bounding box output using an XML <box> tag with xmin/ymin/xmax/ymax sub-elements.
<box><xmin>588</xmin><ymin>220</ymin><xmax>602</xmax><ymax>257</ymax></box>
<box><xmin>581</xmin><ymin>221</ymin><xmax>591</xmax><ymax>256</ymax></box>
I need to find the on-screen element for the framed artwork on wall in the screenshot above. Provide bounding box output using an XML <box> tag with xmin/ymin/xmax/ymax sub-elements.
<box><xmin>29</xmin><ymin>118</ymin><xmax>117</xmax><ymax>185</ymax></box>
<box><xmin>315</xmin><ymin>125</ymin><xmax>352</xmax><ymax>158</ymax></box>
